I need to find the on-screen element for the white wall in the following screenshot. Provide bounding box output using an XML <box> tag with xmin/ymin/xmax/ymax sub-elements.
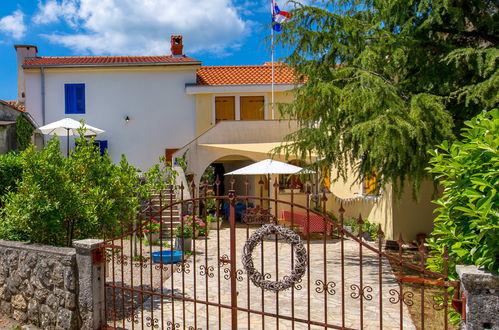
<box><xmin>25</xmin><ymin>67</ymin><xmax>197</xmax><ymax>170</ymax></box>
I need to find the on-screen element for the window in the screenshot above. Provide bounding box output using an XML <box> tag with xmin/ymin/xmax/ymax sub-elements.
<box><xmin>215</xmin><ymin>96</ymin><xmax>235</xmax><ymax>123</ymax></box>
<box><xmin>65</xmin><ymin>84</ymin><xmax>85</xmax><ymax>114</ymax></box>
<box><xmin>362</xmin><ymin>175</ymin><xmax>378</xmax><ymax>195</ymax></box>
<box><xmin>240</xmin><ymin>96</ymin><xmax>264</xmax><ymax>120</ymax></box>
<box><xmin>93</xmin><ymin>140</ymin><xmax>108</xmax><ymax>156</ymax></box>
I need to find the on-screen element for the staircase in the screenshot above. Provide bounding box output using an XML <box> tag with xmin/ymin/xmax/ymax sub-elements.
<box><xmin>142</xmin><ymin>185</ymin><xmax>182</xmax><ymax>238</ymax></box>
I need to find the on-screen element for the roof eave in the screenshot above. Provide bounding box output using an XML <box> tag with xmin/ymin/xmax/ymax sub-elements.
<box><xmin>185</xmin><ymin>83</ymin><xmax>300</xmax><ymax>94</ymax></box>
<box><xmin>23</xmin><ymin>61</ymin><xmax>202</xmax><ymax>69</ymax></box>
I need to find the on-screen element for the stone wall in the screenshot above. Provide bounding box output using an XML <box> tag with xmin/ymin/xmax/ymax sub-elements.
<box><xmin>0</xmin><ymin>240</ymin><xmax>79</xmax><ymax>329</ymax></box>
<box><xmin>457</xmin><ymin>265</ymin><xmax>499</xmax><ymax>330</ymax></box>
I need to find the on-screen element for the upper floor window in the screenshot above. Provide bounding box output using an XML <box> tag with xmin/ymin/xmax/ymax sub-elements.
<box><xmin>214</xmin><ymin>95</ymin><xmax>266</xmax><ymax>124</ymax></box>
<box><xmin>215</xmin><ymin>96</ymin><xmax>235</xmax><ymax>123</ymax></box>
<box><xmin>65</xmin><ymin>84</ymin><xmax>85</xmax><ymax>114</ymax></box>
<box><xmin>240</xmin><ymin>96</ymin><xmax>264</xmax><ymax>120</ymax></box>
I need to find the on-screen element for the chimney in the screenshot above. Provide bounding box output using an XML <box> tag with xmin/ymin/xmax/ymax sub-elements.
<box><xmin>14</xmin><ymin>45</ymin><xmax>38</xmax><ymax>104</ymax></box>
<box><xmin>170</xmin><ymin>35</ymin><xmax>183</xmax><ymax>57</ymax></box>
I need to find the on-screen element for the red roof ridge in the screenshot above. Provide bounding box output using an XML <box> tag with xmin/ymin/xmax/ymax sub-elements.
<box><xmin>0</xmin><ymin>100</ymin><xmax>25</xmax><ymax>112</ymax></box>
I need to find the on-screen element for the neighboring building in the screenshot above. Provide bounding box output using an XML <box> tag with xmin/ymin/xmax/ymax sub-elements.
<box><xmin>16</xmin><ymin>36</ymin><xmax>437</xmax><ymax>242</ymax></box>
<box><xmin>15</xmin><ymin>36</ymin><xmax>200</xmax><ymax>170</ymax></box>
<box><xmin>0</xmin><ymin>100</ymin><xmax>38</xmax><ymax>154</ymax></box>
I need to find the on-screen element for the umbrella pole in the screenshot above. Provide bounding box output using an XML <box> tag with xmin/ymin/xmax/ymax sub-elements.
<box><xmin>67</xmin><ymin>129</ymin><xmax>70</xmax><ymax>157</ymax></box>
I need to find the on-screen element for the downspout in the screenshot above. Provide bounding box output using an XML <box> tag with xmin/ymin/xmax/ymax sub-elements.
<box><xmin>40</xmin><ymin>66</ymin><xmax>46</xmax><ymax>125</ymax></box>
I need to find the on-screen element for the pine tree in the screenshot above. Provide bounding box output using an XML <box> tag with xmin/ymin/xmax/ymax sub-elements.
<box><xmin>274</xmin><ymin>0</ymin><xmax>498</xmax><ymax>195</ymax></box>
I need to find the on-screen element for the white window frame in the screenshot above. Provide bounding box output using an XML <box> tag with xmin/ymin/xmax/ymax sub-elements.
<box><xmin>212</xmin><ymin>94</ymin><xmax>268</xmax><ymax>124</ymax></box>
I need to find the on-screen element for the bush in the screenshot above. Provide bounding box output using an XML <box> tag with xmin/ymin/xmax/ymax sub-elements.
<box><xmin>0</xmin><ymin>152</ymin><xmax>22</xmax><ymax>207</ymax></box>
<box><xmin>0</xmin><ymin>134</ymin><xmax>175</xmax><ymax>247</ymax></box>
<box><xmin>426</xmin><ymin>109</ymin><xmax>499</xmax><ymax>275</ymax></box>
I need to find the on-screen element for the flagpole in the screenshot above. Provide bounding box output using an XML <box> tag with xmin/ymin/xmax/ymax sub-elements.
<box><xmin>271</xmin><ymin>0</ymin><xmax>275</xmax><ymax>120</ymax></box>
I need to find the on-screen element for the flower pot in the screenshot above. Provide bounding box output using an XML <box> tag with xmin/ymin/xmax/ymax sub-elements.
<box><xmin>194</xmin><ymin>229</ymin><xmax>199</xmax><ymax>238</ymax></box>
<box><xmin>209</xmin><ymin>221</ymin><xmax>218</xmax><ymax>230</ymax></box>
<box><xmin>175</xmin><ymin>237</ymin><xmax>192</xmax><ymax>252</ymax></box>
<box><xmin>144</xmin><ymin>232</ymin><xmax>160</xmax><ymax>245</ymax></box>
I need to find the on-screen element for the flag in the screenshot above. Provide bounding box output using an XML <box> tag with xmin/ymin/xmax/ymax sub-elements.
<box><xmin>272</xmin><ymin>0</ymin><xmax>292</xmax><ymax>32</ymax></box>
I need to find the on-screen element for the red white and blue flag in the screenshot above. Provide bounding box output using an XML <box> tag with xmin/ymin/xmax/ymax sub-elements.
<box><xmin>272</xmin><ymin>0</ymin><xmax>292</xmax><ymax>32</ymax></box>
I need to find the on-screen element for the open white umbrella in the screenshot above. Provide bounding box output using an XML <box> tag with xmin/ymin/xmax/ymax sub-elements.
<box><xmin>38</xmin><ymin>118</ymin><xmax>104</xmax><ymax>156</ymax></box>
<box><xmin>225</xmin><ymin>159</ymin><xmax>308</xmax><ymax>176</ymax></box>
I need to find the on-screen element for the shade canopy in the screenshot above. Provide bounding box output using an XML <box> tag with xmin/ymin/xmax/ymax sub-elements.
<box><xmin>225</xmin><ymin>159</ymin><xmax>308</xmax><ymax>175</ymax></box>
<box><xmin>38</xmin><ymin>118</ymin><xmax>104</xmax><ymax>136</ymax></box>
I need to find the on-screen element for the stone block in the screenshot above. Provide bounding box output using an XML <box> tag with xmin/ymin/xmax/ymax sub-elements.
<box><xmin>64</xmin><ymin>292</ymin><xmax>76</xmax><ymax>310</ymax></box>
<box><xmin>27</xmin><ymin>299</ymin><xmax>40</xmax><ymax>324</ymax></box>
<box><xmin>0</xmin><ymin>300</ymin><xmax>11</xmax><ymax>314</ymax></box>
<box><xmin>12</xmin><ymin>293</ymin><xmax>27</xmax><ymax>311</ymax></box>
<box><xmin>34</xmin><ymin>288</ymin><xmax>49</xmax><ymax>303</ymax></box>
<box><xmin>13</xmin><ymin>308</ymin><xmax>27</xmax><ymax>323</ymax></box>
<box><xmin>46</xmin><ymin>293</ymin><xmax>59</xmax><ymax>309</ymax></box>
<box><xmin>40</xmin><ymin>304</ymin><xmax>55</xmax><ymax>329</ymax></box>
<box><xmin>56</xmin><ymin>308</ymin><xmax>76</xmax><ymax>330</ymax></box>
<box><xmin>52</xmin><ymin>265</ymin><xmax>64</xmax><ymax>288</ymax></box>
<box><xmin>457</xmin><ymin>265</ymin><xmax>499</xmax><ymax>330</ymax></box>
<box><xmin>63</xmin><ymin>268</ymin><xmax>76</xmax><ymax>291</ymax></box>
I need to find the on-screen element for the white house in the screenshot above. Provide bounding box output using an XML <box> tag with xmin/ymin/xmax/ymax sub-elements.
<box><xmin>15</xmin><ymin>36</ymin><xmax>200</xmax><ymax>170</ymax></box>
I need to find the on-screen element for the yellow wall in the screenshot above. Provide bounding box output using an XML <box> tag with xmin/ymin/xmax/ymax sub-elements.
<box><xmin>392</xmin><ymin>180</ymin><xmax>440</xmax><ymax>242</ymax></box>
<box><xmin>196</xmin><ymin>94</ymin><xmax>213</xmax><ymax>135</ymax></box>
<box><xmin>194</xmin><ymin>90</ymin><xmax>294</xmax><ymax>136</ymax></box>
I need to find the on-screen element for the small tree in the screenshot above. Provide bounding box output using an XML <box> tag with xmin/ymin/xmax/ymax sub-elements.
<box><xmin>426</xmin><ymin>109</ymin><xmax>499</xmax><ymax>276</ymax></box>
<box><xmin>0</xmin><ymin>134</ymin><xmax>176</xmax><ymax>247</ymax></box>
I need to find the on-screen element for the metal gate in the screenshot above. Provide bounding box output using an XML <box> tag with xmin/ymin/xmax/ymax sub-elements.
<box><xmin>103</xmin><ymin>179</ymin><xmax>461</xmax><ymax>329</ymax></box>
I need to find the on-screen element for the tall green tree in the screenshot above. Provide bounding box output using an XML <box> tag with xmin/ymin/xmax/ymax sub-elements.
<box><xmin>274</xmin><ymin>0</ymin><xmax>498</xmax><ymax>195</ymax></box>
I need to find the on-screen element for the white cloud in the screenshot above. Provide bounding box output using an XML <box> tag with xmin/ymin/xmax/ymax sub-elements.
<box><xmin>0</xmin><ymin>10</ymin><xmax>27</xmax><ymax>40</ymax></box>
<box><xmin>33</xmin><ymin>0</ymin><xmax>78</xmax><ymax>27</ymax></box>
<box><xmin>34</xmin><ymin>0</ymin><xmax>251</xmax><ymax>56</ymax></box>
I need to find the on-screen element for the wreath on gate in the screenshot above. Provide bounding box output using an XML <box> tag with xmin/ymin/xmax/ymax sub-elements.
<box><xmin>242</xmin><ymin>224</ymin><xmax>307</xmax><ymax>292</ymax></box>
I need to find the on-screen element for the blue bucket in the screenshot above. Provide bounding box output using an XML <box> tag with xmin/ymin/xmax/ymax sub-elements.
<box><xmin>151</xmin><ymin>250</ymin><xmax>183</xmax><ymax>263</ymax></box>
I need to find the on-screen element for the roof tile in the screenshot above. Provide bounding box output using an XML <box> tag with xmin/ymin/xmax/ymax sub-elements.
<box><xmin>196</xmin><ymin>64</ymin><xmax>302</xmax><ymax>86</ymax></box>
<box><xmin>24</xmin><ymin>55</ymin><xmax>200</xmax><ymax>67</ymax></box>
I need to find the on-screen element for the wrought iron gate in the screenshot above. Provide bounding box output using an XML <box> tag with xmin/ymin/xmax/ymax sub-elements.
<box><xmin>103</xmin><ymin>179</ymin><xmax>461</xmax><ymax>329</ymax></box>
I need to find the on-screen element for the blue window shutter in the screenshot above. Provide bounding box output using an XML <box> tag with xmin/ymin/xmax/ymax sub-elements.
<box><xmin>94</xmin><ymin>140</ymin><xmax>108</xmax><ymax>156</ymax></box>
<box><xmin>75</xmin><ymin>84</ymin><xmax>85</xmax><ymax>113</ymax></box>
<box><xmin>65</xmin><ymin>84</ymin><xmax>76</xmax><ymax>113</ymax></box>
<box><xmin>65</xmin><ymin>84</ymin><xmax>85</xmax><ymax>114</ymax></box>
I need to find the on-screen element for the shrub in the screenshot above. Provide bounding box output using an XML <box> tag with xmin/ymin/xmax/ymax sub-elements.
<box><xmin>0</xmin><ymin>134</ymin><xmax>176</xmax><ymax>247</ymax></box>
<box><xmin>426</xmin><ymin>109</ymin><xmax>499</xmax><ymax>275</ymax></box>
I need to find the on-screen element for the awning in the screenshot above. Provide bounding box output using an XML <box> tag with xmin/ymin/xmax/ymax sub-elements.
<box><xmin>199</xmin><ymin>142</ymin><xmax>316</xmax><ymax>157</ymax></box>
<box><xmin>199</xmin><ymin>142</ymin><xmax>284</xmax><ymax>154</ymax></box>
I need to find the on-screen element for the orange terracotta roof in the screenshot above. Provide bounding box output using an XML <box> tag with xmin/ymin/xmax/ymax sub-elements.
<box><xmin>196</xmin><ymin>63</ymin><xmax>302</xmax><ymax>86</ymax></box>
<box><xmin>24</xmin><ymin>55</ymin><xmax>200</xmax><ymax>67</ymax></box>
<box><xmin>0</xmin><ymin>100</ymin><xmax>25</xmax><ymax>112</ymax></box>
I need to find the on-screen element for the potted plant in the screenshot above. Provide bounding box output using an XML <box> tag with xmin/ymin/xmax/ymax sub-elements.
<box><xmin>173</xmin><ymin>223</ymin><xmax>193</xmax><ymax>251</ymax></box>
<box><xmin>143</xmin><ymin>218</ymin><xmax>161</xmax><ymax>245</ymax></box>
<box><xmin>208</xmin><ymin>214</ymin><xmax>223</xmax><ymax>230</ymax></box>
<box><xmin>181</xmin><ymin>215</ymin><xmax>204</xmax><ymax>237</ymax></box>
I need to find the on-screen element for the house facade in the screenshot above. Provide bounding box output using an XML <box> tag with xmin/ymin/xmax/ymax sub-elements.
<box><xmin>16</xmin><ymin>36</ymin><xmax>437</xmax><ymax>242</ymax></box>
<box><xmin>15</xmin><ymin>36</ymin><xmax>200</xmax><ymax>170</ymax></box>
<box><xmin>0</xmin><ymin>100</ymin><xmax>39</xmax><ymax>154</ymax></box>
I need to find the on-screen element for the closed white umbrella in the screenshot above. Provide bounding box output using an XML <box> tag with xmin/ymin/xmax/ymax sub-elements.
<box><xmin>38</xmin><ymin>118</ymin><xmax>104</xmax><ymax>156</ymax></box>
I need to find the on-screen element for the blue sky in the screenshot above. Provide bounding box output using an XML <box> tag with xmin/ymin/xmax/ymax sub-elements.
<box><xmin>0</xmin><ymin>0</ymin><xmax>294</xmax><ymax>101</ymax></box>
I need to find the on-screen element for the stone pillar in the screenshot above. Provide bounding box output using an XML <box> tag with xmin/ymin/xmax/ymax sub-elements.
<box><xmin>456</xmin><ymin>265</ymin><xmax>499</xmax><ymax>330</ymax></box>
<box><xmin>74</xmin><ymin>239</ymin><xmax>105</xmax><ymax>330</ymax></box>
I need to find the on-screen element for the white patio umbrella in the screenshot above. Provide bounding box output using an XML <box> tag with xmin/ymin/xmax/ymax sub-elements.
<box><xmin>225</xmin><ymin>159</ymin><xmax>308</xmax><ymax>176</ymax></box>
<box><xmin>38</xmin><ymin>118</ymin><xmax>104</xmax><ymax>156</ymax></box>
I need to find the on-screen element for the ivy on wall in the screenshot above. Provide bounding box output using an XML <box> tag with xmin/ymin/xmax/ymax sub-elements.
<box><xmin>15</xmin><ymin>115</ymin><xmax>34</xmax><ymax>151</ymax></box>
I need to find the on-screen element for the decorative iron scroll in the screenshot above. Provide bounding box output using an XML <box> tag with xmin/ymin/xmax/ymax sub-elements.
<box><xmin>242</xmin><ymin>206</ymin><xmax>276</xmax><ymax>224</ymax></box>
<box><xmin>242</xmin><ymin>223</ymin><xmax>307</xmax><ymax>293</ymax></box>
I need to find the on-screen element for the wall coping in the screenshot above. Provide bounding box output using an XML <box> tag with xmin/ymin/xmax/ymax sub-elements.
<box><xmin>0</xmin><ymin>240</ymin><xmax>76</xmax><ymax>257</ymax></box>
<box><xmin>456</xmin><ymin>265</ymin><xmax>499</xmax><ymax>289</ymax></box>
